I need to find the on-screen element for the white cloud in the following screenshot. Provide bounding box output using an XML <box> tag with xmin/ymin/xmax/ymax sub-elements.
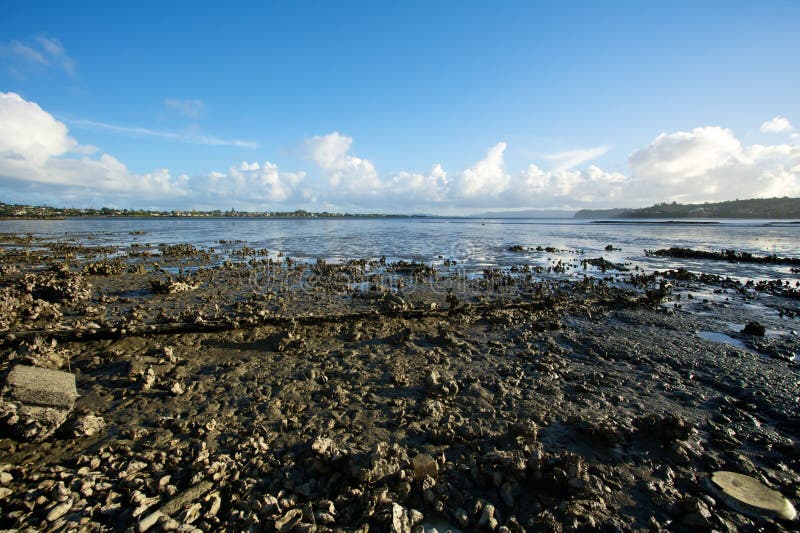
<box><xmin>761</xmin><ymin>116</ymin><xmax>794</xmax><ymax>133</ymax></box>
<box><xmin>195</xmin><ymin>161</ymin><xmax>307</xmax><ymax>205</ymax></box>
<box><xmin>626</xmin><ymin>125</ymin><xmax>800</xmax><ymax>203</ymax></box>
<box><xmin>164</xmin><ymin>98</ymin><xmax>207</xmax><ymax>120</ymax></box>
<box><xmin>2</xmin><ymin>92</ymin><xmax>798</xmax><ymax>212</ymax></box>
<box><xmin>68</xmin><ymin>118</ymin><xmax>259</xmax><ymax>148</ymax></box>
<box><xmin>304</xmin><ymin>132</ymin><xmax>380</xmax><ymax>191</ymax></box>
<box><xmin>629</xmin><ymin>127</ymin><xmax>743</xmax><ymax>182</ymax></box>
<box><xmin>0</xmin><ymin>35</ymin><xmax>76</xmax><ymax>77</ymax></box>
<box><xmin>381</xmin><ymin>164</ymin><xmax>449</xmax><ymax>205</ymax></box>
<box><xmin>543</xmin><ymin>146</ymin><xmax>609</xmax><ymax>171</ymax></box>
<box><xmin>0</xmin><ymin>92</ymin><xmax>189</xmax><ymax>203</ymax></box>
<box><xmin>0</xmin><ymin>92</ymin><xmax>77</xmax><ymax>164</ymax></box>
<box><xmin>453</xmin><ymin>142</ymin><xmax>510</xmax><ymax>198</ymax></box>
<box><xmin>276</xmin><ymin>126</ymin><xmax>800</xmax><ymax>211</ymax></box>
<box><xmin>0</xmin><ymin>92</ymin><xmax>307</xmax><ymax>209</ymax></box>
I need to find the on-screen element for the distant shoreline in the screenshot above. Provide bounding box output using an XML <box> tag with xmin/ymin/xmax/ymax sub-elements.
<box><xmin>591</xmin><ymin>220</ymin><xmax>721</xmax><ymax>225</ymax></box>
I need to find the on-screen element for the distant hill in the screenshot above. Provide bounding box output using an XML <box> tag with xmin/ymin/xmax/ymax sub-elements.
<box><xmin>574</xmin><ymin>197</ymin><xmax>800</xmax><ymax>219</ymax></box>
<box><xmin>474</xmin><ymin>209</ymin><xmax>576</xmax><ymax>218</ymax></box>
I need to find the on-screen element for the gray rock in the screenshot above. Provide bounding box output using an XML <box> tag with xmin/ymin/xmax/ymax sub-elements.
<box><xmin>5</xmin><ymin>365</ymin><xmax>78</xmax><ymax>409</ymax></box>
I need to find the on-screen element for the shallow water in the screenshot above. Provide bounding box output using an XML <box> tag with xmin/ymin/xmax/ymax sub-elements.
<box><xmin>1</xmin><ymin>217</ymin><xmax>799</xmax><ymax>281</ymax></box>
<box><xmin>696</xmin><ymin>330</ymin><xmax>748</xmax><ymax>349</ymax></box>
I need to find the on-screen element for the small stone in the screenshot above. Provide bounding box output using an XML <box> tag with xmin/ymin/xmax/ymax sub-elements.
<box><xmin>138</xmin><ymin>511</ymin><xmax>164</xmax><ymax>532</ymax></box>
<box><xmin>741</xmin><ymin>321</ymin><xmax>766</xmax><ymax>336</ymax></box>
<box><xmin>170</xmin><ymin>382</ymin><xmax>185</xmax><ymax>396</ymax></box>
<box><xmin>46</xmin><ymin>500</ymin><xmax>73</xmax><ymax>522</ymax></box>
<box><xmin>479</xmin><ymin>503</ymin><xmax>497</xmax><ymax>528</ymax></box>
<box><xmin>71</xmin><ymin>414</ymin><xmax>106</xmax><ymax>437</ymax></box>
<box><xmin>425</xmin><ymin>370</ymin><xmax>440</xmax><ymax>387</ymax></box>
<box><xmin>142</xmin><ymin>368</ymin><xmax>156</xmax><ymax>391</ymax></box>
<box><xmin>275</xmin><ymin>509</ymin><xmax>303</xmax><ymax>532</ymax></box>
<box><xmin>411</xmin><ymin>454</ymin><xmax>438</xmax><ymax>481</ymax></box>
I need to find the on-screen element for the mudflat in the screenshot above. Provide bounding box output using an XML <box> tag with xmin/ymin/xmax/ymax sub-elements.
<box><xmin>0</xmin><ymin>233</ymin><xmax>798</xmax><ymax>532</ymax></box>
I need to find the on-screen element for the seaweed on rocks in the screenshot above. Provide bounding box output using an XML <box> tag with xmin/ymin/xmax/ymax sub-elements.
<box><xmin>645</xmin><ymin>247</ymin><xmax>800</xmax><ymax>266</ymax></box>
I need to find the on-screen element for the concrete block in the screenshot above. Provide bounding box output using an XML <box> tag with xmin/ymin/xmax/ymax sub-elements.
<box><xmin>5</xmin><ymin>365</ymin><xmax>78</xmax><ymax>409</ymax></box>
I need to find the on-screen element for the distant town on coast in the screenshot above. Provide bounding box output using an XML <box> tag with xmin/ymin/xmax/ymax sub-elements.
<box><xmin>2</xmin><ymin>196</ymin><xmax>799</xmax><ymax>220</ymax></box>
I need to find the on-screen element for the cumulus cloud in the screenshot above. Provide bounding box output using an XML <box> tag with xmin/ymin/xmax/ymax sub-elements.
<box><xmin>288</xmin><ymin>126</ymin><xmax>800</xmax><ymax>211</ymax></box>
<box><xmin>164</xmin><ymin>98</ymin><xmax>207</xmax><ymax>120</ymax></box>
<box><xmin>0</xmin><ymin>92</ymin><xmax>188</xmax><ymax>204</ymax></box>
<box><xmin>519</xmin><ymin>164</ymin><xmax>627</xmax><ymax>205</ymax></box>
<box><xmin>0</xmin><ymin>92</ymin><xmax>308</xmax><ymax>209</ymax></box>
<box><xmin>0</xmin><ymin>35</ymin><xmax>76</xmax><ymax>77</ymax></box>
<box><xmin>194</xmin><ymin>162</ymin><xmax>307</xmax><ymax>205</ymax></box>
<box><xmin>304</xmin><ymin>132</ymin><xmax>380</xmax><ymax>191</ymax></box>
<box><xmin>381</xmin><ymin>164</ymin><xmax>450</xmax><ymax>205</ymax></box>
<box><xmin>2</xmin><ymin>92</ymin><xmax>798</xmax><ymax>212</ymax></box>
<box><xmin>629</xmin><ymin>127</ymin><xmax>742</xmax><ymax>182</ymax></box>
<box><xmin>453</xmin><ymin>142</ymin><xmax>510</xmax><ymax>198</ymax></box>
<box><xmin>0</xmin><ymin>92</ymin><xmax>77</xmax><ymax>164</ymax></box>
<box><xmin>626</xmin><ymin>126</ymin><xmax>800</xmax><ymax>203</ymax></box>
<box><xmin>302</xmin><ymin>132</ymin><xmax>450</xmax><ymax>206</ymax></box>
<box><xmin>761</xmin><ymin>116</ymin><xmax>794</xmax><ymax>133</ymax></box>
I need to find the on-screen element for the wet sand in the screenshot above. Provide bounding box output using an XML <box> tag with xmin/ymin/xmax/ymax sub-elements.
<box><xmin>0</xmin><ymin>234</ymin><xmax>799</xmax><ymax>532</ymax></box>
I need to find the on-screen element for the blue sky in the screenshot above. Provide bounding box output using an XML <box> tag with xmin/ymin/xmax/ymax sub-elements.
<box><xmin>1</xmin><ymin>1</ymin><xmax>799</xmax><ymax>213</ymax></box>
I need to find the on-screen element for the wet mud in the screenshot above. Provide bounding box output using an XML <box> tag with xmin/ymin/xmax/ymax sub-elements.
<box><xmin>0</xmin><ymin>234</ymin><xmax>799</xmax><ymax>532</ymax></box>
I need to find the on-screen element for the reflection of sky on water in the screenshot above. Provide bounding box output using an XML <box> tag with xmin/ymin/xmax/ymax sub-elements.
<box><xmin>1</xmin><ymin>217</ymin><xmax>798</xmax><ymax>282</ymax></box>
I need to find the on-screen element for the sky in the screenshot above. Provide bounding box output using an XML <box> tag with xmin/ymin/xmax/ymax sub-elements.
<box><xmin>1</xmin><ymin>1</ymin><xmax>799</xmax><ymax>214</ymax></box>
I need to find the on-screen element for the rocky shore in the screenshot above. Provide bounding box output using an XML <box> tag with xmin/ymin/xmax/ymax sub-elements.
<box><xmin>0</xmin><ymin>233</ymin><xmax>798</xmax><ymax>532</ymax></box>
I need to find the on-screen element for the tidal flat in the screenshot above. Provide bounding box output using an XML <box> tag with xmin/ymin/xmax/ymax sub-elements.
<box><xmin>0</xmin><ymin>232</ymin><xmax>799</xmax><ymax>532</ymax></box>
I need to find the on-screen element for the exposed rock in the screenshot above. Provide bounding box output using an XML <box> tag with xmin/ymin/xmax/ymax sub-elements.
<box><xmin>69</xmin><ymin>414</ymin><xmax>106</xmax><ymax>437</ymax></box>
<box><xmin>170</xmin><ymin>381</ymin><xmax>186</xmax><ymax>396</ymax></box>
<box><xmin>389</xmin><ymin>503</ymin><xmax>411</xmax><ymax>533</ymax></box>
<box><xmin>5</xmin><ymin>365</ymin><xmax>78</xmax><ymax>409</ymax></box>
<box><xmin>411</xmin><ymin>454</ymin><xmax>438</xmax><ymax>481</ymax></box>
<box><xmin>708</xmin><ymin>470</ymin><xmax>797</xmax><ymax>521</ymax></box>
<box><xmin>741</xmin><ymin>321</ymin><xmax>766</xmax><ymax>336</ymax></box>
<box><xmin>275</xmin><ymin>508</ymin><xmax>303</xmax><ymax>532</ymax></box>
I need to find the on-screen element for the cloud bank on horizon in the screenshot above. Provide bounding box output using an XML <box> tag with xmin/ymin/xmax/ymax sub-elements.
<box><xmin>1</xmin><ymin>91</ymin><xmax>799</xmax><ymax>213</ymax></box>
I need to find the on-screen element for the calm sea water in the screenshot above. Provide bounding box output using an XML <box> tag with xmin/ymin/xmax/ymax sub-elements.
<box><xmin>1</xmin><ymin>217</ymin><xmax>799</xmax><ymax>281</ymax></box>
